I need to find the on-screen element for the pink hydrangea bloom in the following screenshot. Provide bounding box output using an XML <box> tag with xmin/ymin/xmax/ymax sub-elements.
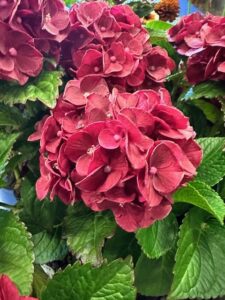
<box><xmin>168</xmin><ymin>13</ymin><xmax>225</xmax><ymax>84</ymax></box>
<box><xmin>0</xmin><ymin>275</ymin><xmax>38</xmax><ymax>300</ymax></box>
<box><xmin>60</xmin><ymin>1</ymin><xmax>175</xmax><ymax>90</ymax></box>
<box><xmin>29</xmin><ymin>1</ymin><xmax>202</xmax><ymax>232</ymax></box>
<box><xmin>0</xmin><ymin>21</ymin><xmax>43</xmax><ymax>85</ymax></box>
<box><xmin>29</xmin><ymin>76</ymin><xmax>202</xmax><ymax>232</ymax></box>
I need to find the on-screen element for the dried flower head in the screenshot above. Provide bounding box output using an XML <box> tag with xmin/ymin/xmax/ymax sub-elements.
<box><xmin>154</xmin><ymin>0</ymin><xmax>179</xmax><ymax>22</ymax></box>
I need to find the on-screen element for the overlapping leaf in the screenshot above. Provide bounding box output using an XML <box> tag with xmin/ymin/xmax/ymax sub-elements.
<box><xmin>135</xmin><ymin>251</ymin><xmax>175</xmax><ymax>297</ymax></box>
<box><xmin>41</xmin><ymin>259</ymin><xmax>136</xmax><ymax>300</ymax></box>
<box><xmin>170</xmin><ymin>208</ymin><xmax>225</xmax><ymax>299</ymax></box>
<box><xmin>64</xmin><ymin>203</ymin><xmax>116</xmax><ymax>266</ymax></box>
<box><xmin>0</xmin><ymin>210</ymin><xmax>34</xmax><ymax>295</ymax></box>
<box><xmin>174</xmin><ymin>181</ymin><xmax>225</xmax><ymax>224</ymax></box>
<box><xmin>0</xmin><ymin>71</ymin><xmax>62</xmax><ymax>108</ymax></box>
<box><xmin>196</xmin><ymin>137</ymin><xmax>225</xmax><ymax>186</ymax></box>
<box><xmin>136</xmin><ymin>214</ymin><xmax>178</xmax><ymax>259</ymax></box>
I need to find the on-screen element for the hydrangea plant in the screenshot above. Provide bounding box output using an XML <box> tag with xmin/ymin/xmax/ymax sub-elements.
<box><xmin>0</xmin><ymin>1</ymin><xmax>225</xmax><ymax>300</ymax></box>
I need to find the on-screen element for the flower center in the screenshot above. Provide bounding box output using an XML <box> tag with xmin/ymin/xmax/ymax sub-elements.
<box><xmin>114</xmin><ymin>134</ymin><xmax>121</xmax><ymax>142</ymax></box>
<box><xmin>45</xmin><ymin>13</ymin><xmax>51</xmax><ymax>23</ymax></box>
<box><xmin>57</xmin><ymin>130</ymin><xmax>62</xmax><ymax>137</ymax></box>
<box><xmin>9</xmin><ymin>48</ymin><xmax>17</xmax><ymax>57</ymax></box>
<box><xmin>110</xmin><ymin>55</ymin><xmax>116</xmax><ymax>63</ymax></box>
<box><xmin>150</xmin><ymin>166</ymin><xmax>157</xmax><ymax>175</ymax></box>
<box><xmin>53</xmin><ymin>163</ymin><xmax>58</xmax><ymax>169</ymax></box>
<box><xmin>94</xmin><ymin>66</ymin><xmax>100</xmax><ymax>73</ymax></box>
<box><xmin>17</xmin><ymin>17</ymin><xmax>22</xmax><ymax>24</ymax></box>
<box><xmin>104</xmin><ymin>165</ymin><xmax>112</xmax><ymax>173</ymax></box>
<box><xmin>84</xmin><ymin>92</ymin><xmax>90</xmax><ymax>97</ymax></box>
<box><xmin>87</xmin><ymin>145</ymin><xmax>95</xmax><ymax>155</ymax></box>
<box><xmin>0</xmin><ymin>0</ymin><xmax>7</xmax><ymax>7</ymax></box>
<box><xmin>76</xmin><ymin>121</ymin><xmax>84</xmax><ymax>129</ymax></box>
<box><xmin>118</xmin><ymin>181</ymin><xmax>125</xmax><ymax>188</ymax></box>
<box><xmin>106</xmin><ymin>112</ymin><xmax>112</xmax><ymax>118</ymax></box>
<box><xmin>100</xmin><ymin>26</ymin><xmax>106</xmax><ymax>32</ymax></box>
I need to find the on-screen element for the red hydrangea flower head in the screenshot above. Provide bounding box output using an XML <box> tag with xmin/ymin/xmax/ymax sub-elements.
<box><xmin>30</xmin><ymin>75</ymin><xmax>202</xmax><ymax>232</ymax></box>
<box><xmin>61</xmin><ymin>0</ymin><xmax>175</xmax><ymax>90</ymax></box>
<box><xmin>0</xmin><ymin>274</ymin><xmax>38</xmax><ymax>300</ymax></box>
<box><xmin>168</xmin><ymin>13</ymin><xmax>225</xmax><ymax>84</ymax></box>
<box><xmin>28</xmin><ymin>1</ymin><xmax>202</xmax><ymax>232</ymax></box>
<box><xmin>0</xmin><ymin>21</ymin><xmax>43</xmax><ymax>85</ymax></box>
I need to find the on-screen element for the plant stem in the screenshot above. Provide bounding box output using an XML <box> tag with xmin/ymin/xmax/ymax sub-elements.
<box><xmin>187</xmin><ymin>0</ymin><xmax>191</xmax><ymax>14</ymax></box>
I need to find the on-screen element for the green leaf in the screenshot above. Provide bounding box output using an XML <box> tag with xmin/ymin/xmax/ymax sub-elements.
<box><xmin>33</xmin><ymin>265</ymin><xmax>49</xmax><ymax>299</ymax></box>
<box><xmin>196</xmin><ymin>137</ymin><xmax>225</xmax><ymax>186</ymax></box>
<box><xmin>0</xmin><ymin>104</ymin><xmax>24</xmax><ymax>127</ymax></box>
<box><xmin>145</xmin><ymin>20</ymin><xmax>172</xmax><ymax>32</ymax></box>
<box><xmin>170</xmin><ymin>208</ymin><xmax>225</xmax><ymax>299</ymax></box>
<box><xmin>32</xmin><ymin>229</ymin><xmax>68</xmax><ymax>264</ymax></box>
<box><xmin>0</xmin><ymin>210</ymin><xmax>34</xmax><ymax>295</ymax></box>
<box><xmin>64</xmin><ymin>0</ymin><xmax>77</xmax><ymax>5</ymax></box>
<box><xmin>174</xmin><ymin>181</ymin><xmax>225</xmax><ymax>225</ymax></box>
<box><xmin>192</xmin><ymin>98</ymin><xmax>222</xmax><ymax>123</ymax></box>
<box><xmin>0</xmin><ymin>132</ymin><xmax>19</xmax><ymax>176</ymax></box>
<box><xmin>64</xmin><ymin>203</ymin><xmax>116</xmax><ymax>266</ymax></box>
<box><xmin>20</xmin><ymin>177</ymin><xmax>67</xmax><ymax>234</ymax></box>
<box><xmin>0</xmin><ymin>71</ymin><xmax>62</xmax><ymax>108</ymax></box>
<box><xmin>103</xmin><ymin>227</ymin><xmax>140</xmax><ymax>263</ymax></box>
<box><xmin>136</xmin><ymin>214</ymin><xmax>178</xmax><ymax>259</ymax></box>
<box><xmin>41</xmin><ymin>259</ymin><xmax>136</xmax><ymax>300</ymax></box>
<box><xmin>135</xmin><ymin>250</ymin><xmax>175</xmax><ymax>297</ymax></box>
<box><xmin>179</xmin><ymin>81</ymin><xmax>225</xmax><ymax>102</ymax></box>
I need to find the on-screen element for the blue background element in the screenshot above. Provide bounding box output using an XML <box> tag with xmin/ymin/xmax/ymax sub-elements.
<box><xmin>0</xmin><ymin>188</ymin><xmax>17</xmax><ymax>206</ymax></box>
<box><xmin>179</xmin><ymin>0</ymin><xmax>199</xmax><ymax>16</ymax></box>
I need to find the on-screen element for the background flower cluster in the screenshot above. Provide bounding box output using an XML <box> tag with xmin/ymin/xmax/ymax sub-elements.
<box><xmin>168</xmin><ymin>12</ymin><xmax>225</xmax><ymax>84</ymax></box>
<box><xmin>0</xmin><ymin>0</ymin><xmax>69</xmax><ymax>85</ymax></box>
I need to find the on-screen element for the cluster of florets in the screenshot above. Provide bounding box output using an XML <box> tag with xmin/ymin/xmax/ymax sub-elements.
<box><xmin>0</xmin><ymin>274</ymin><xmax>38</xmax><ymax>300</ymax></box>
<box><xmin>60</xmin><ymin>1</ymin><xmax>175</xmax><ymax>90</ymax></box>
<box><xmin>29</xmin><ymin>75</ymin><xmax>202</xmax><ymax>232</ymax></box>
<box><xmin>168</xmin><ymin>12</ymin><xmax>225</xmax><ymax>84</ymax></box>
<box><xmin>0</xmin><ymin>0</ymin><xmax>69</xmax><ymax>85</ymax></box>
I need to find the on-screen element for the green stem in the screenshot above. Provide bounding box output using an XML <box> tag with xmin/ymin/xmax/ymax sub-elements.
<box><xmin>187</xmin><ymin>0</ymin><xmax>191</xmax><ymax>14</ymax></box>
<box><xmin>223</xmin><ymin>4</ymin><xmax>225</xmax><ymax>16</ymax></box>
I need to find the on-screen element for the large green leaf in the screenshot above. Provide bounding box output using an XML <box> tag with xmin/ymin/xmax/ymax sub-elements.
<box><xmin>0</xmin><ymin>132</ymin><xmax>19</xmax><ymax>176</ymax></box>
<box><xmin>103</xmin><ymin>227</ymin><xmax>140</xmax><ymax>263</ymax></box>
<box><xmin>170</xmin><ymin>208</ymin><xmax>225</xmax><ymax>299</ymax></box>
<box><xmin>20</xmin><ymin>177</ymin><xmax>67</xmax><ymax>234</ymax></box>
<box><xmin>0</xmin><ymin>210</ymin><xmax>34</xmax><ymax>295</ymax></box>
<box><xmin>0</xmin><ymin>104</ymin><xmax>24</xmax><ymax>127</ymax></box>
<box><xmin>174</xmin><ymin>181</ymin><xmax>225</xmax><ymax>225</ymax></box>
<box><xmin>135</xmin><ymin>250</ymin><xmax>175</xmax><ymax>297</ymax></box>
<box><xmin>145</xmin><ymin>20</ymin><xmax>172</xmax><ymax>33</ymax></box>
<box><xmin>196</xmin><ymin>137</ymin><xmax>225</xmax><ymax>186</ymax></box>
<box><xmin>64</xmin><ymin>203</ymin><xmax>116</xmax><ymax>266</ymax></box>
<box><xmin>41</xmin><ymin>259</ymin><xmax>136</xmax><ymax>300</ymax></box>
<box><xmin>179</xmin><ymin>81</ymin><xmax>225</xmax><ymax>102</ymax></box>
<box><xmin>32</xmin><ymin>229</ymin><xmax>68</xmax><ymax>264</ymax></box>
<box><xmin>136</xmin><ymin>213</ymin><xmax>178</xmax><ymax>259</ymax></box>
<box><xmin>192</xmin><ymin>99</ymin><xmax>222</xmax><ymax>123</ymax></box>
<box><xmin>0</xmin><ymin>71</ymin><xmax>62</xmax><ymax>108</ymax></box>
